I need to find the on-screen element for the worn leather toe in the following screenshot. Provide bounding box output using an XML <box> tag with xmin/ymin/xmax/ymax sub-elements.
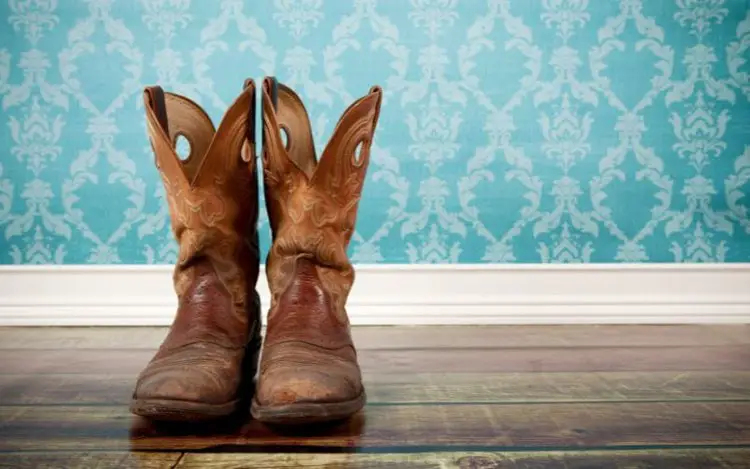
<box><xmin>255</xmin><ymin>342</ymin><xmax>361</xmax><ymax>407</ymax></box>
<box><xmin>134</xmin><ymin>343</ymin><xmax>243</xmax><ymax>405</ymax></box>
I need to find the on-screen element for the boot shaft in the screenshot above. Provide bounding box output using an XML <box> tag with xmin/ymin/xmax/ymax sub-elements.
<box><xmin>260</xmin><ymin>77</ymin><xmax>382</xmax><ymax>319</ymax></box>
<box><xmin>143</xmin><ymin>84</ymin><xmax>259</xmax><ymax>240</ymax></box>
<box><xmin>143</xmin><ymin>81</ymin><xmax>261</xmax><ymax>338</ymax></box>
<box><xmin>261</xmin><ymin>78</ymin><xmax>382</xmax><ymax>245</ymax></box>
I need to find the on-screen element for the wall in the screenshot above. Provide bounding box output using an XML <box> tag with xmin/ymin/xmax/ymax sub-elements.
<box><xmin>1</xmin><ymin>0</ymin><xmax>749</xmax><ymax>265</ymax></box>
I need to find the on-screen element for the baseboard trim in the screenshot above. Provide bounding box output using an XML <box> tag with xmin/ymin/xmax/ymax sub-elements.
<box><xmin>0</xmin><ymin>263</ymin><xmax>748</xmax><ymax>325</ymax></box>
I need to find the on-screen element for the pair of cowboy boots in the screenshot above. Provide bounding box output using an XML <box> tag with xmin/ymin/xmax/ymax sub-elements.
<box><xmin>129</xmin><ymin>77</ymin><xmax>382</xmax><ymax>425</ymax></box>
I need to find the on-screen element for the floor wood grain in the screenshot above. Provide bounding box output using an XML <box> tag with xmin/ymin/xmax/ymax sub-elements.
<box><xmin>0</xmin><ymin>326</ymin><xmax>747</xmax><ymax>468</ymax></box>
<box><xmin>1</xmin><ymin>401</ymin><xmax>749</xmax><ymax>451</ymax></box>
<box><xmin>174</xmin><ymin>450</ymin><xmax>750</xmax><ymax>469</ymax></box>
<box><xmin>0</xmin><ymin>452</ymin><xmax>179</xmax><ymax>469</ymax></box>
<box><xmin>2</xmin><ymin>450</ymin><xmax>750</xmax><ymax>469</ymax></box>
<box><xmin>2</xmin><ymin>345</ymin><xmax>749</xmax><ymax>374</ymax></box>
<box><xmin>2</xmin><ymin>371</ymin><xmax>749</xmax><ymax>405</ymax></box>
<box><xmin>0</xmin><ymin>325</ymin><xmax>747</xmax><ymax>349</ymax></box>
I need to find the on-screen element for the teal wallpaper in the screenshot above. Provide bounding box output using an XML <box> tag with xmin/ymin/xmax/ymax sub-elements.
<box><xmin>0</xmin><ymin>0</ymin><xmax>749</xmax><ymax>264</ymax></box>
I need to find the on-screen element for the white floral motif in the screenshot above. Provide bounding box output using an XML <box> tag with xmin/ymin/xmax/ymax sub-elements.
<box><xmin>8</xmin><ymin>0</ymin><xmax>59</xmax><ymax>45</ymax></box>
<box><xmin>674</xmin><ymin>0</ymin><xmax>728</xmax><ymax>40</ymax></box>
<box><xmin>137</xmin><ymin>147</ymin><xmax>178</xmax><ymax>264</ymax></box>
<box><xmin>194</xmin><ymin>0</ymin><xmax>276</xmax><ymax>109</ymax></box>
<box><xmin>55</xmin><ymin>0</ymin><xmax>146</xmax><ymax>262</ymax></box>
<box><xmin>590</xmin><ymin>0</ymin><xmax>675</xmax><ymax>113</ymax></box>
<box><xmin>533</xmin><ymin>46</ymin><xmax>598</xmax><ymax>107</ymax></box>
<box><xmin>725</xmin><ymin>147</ymin><xmax>750</xmax><ymax>234</ymax></box>
<box><xmin>394</xmin><ymin>38</ymin><xmax>470</xmax><ymax>263</ymax></box>
<box><xmin>408</xmin><ymin>0</ymin><xmax>458</xmax><ymax>40</ymax></box>
<box><xmin>616</xmin><ymin>240</ymin><xmax>648</xmax><ymax>262</ymax></box>
<box><xmin>349</xmin><ymin>240</ymin><xmax>383</xmax><ymax>263</ymax></box>
<box><xmin>273</xmin><ymin>0</ymin><xmax>323</xmax><ymax>40</ymax></box>
<box><xmin>406</xmin><ymin>93</ymin><xmax>462</xmax><ymax>172</ymax></box>
<box><xmin>141</xmin><ymin>0</ymin><xmax>191</xmax><ymax>42</ymax></box>
<box><xmin>394</xmin><ymin>45</ymin><xmax>466</xmax><ymax>108</ymax></box>
<box><xmin>143</xmin><ymin>242</ymin><xmax>178</xmax><ymax>264</ymax></box>
<box><xmin>665</xmin><ymin>175</ymin><xmax>733</xmax><ymax>237</ymax></box>
<box><xmin>457</xmin><ymin>0</ymin><xmax>543</xmax><ymax>263</ymax></box>
<box><xmin>137</xmin><ymin>179</ymin><xmax>170</xmax><ymax>240</ymax></box>
<box><xmin>283</xmin><ymin>46</ymin><xmax>317</xmax><ymax>91</ymax></box>
<box><xmin>1</xmin><ymin>49</ymin><xmax>68</xmax><ymax>111</ymax></box>
<box><xmin>727</xmin><ymin>10</ymin><xmax>750</xmax><ymax>101</ymax></box>
<box><xmin>671</xmin><ymin>223</ymin><xmax>727</xmax><ymax>262</ymax></box>
<box><xmin>400</xmin><ymin>177</ymin><xmax>466</xmax><ymax>244</ymax></box>
<box><xmin>589</xmin><ymin>0</ymin><xmax>676</xmax><ymax>259</ymax></box>
<box><xmin>9</xmin><ymin>226</ymin><xmax>65</xmax><ymax>263</ymax></box>
<box><xmin>135</xmin><ymin>0</ymin><xmax>192</xmax><ymax>260</ymax></box>
<box><xmin>670</xmin><ymin>91</ymin><xmax>729</xmax><ymax>173</ymax></box>
<box><xmin>350</xmin><ymin>145</ymin><xmax>410</xmax><ymax>263</ymax></box>
<box><xmin>533</xmin><ymin>174</ymin><xmax>597</xmax><ymax>264</ymax></box>
<box><xmin>5</xmin><ymin>178</ymin><xmax>71</xmax><ymax>242</ymax></box>
<box><xmin>0</xmin><ymin>164</ymin><xmax>13</xmax><ymax>236</ymax></box>
<box><xmin>285</xmin><ymin>0</ymin><xmax>407</xmax><ymax>107</ymax></box>
<box><xmin>8</xmin><ymin>96</ymin><xmax>64</xmax><ymax>176</ymax></box>
<box><xmin>539</xmin><ymin>94</ymin><xmax>592</xmax><ymax>173</ymax></box>
<box><xmin>535</xmin><ymin>177</ymin><xmax>598</xmax><ymax>237</ymax></box>
<box><xmin>540</xmin><ymin>0</ymin><xmax>589</xmax><ymax>42</ymax></box>
<box><xmin>406</xmin><ymin>224</ymin><xmax>461</xmax><ymax>263</ymax></box>
<box><xmin>538</xmin><ymin>223</ymin><xmax>593</xmax><ymax>263</ymax></box>
<box><xmin>667</xmin><ymin>44</ymin><xmax>735</xmax><ymax>105</ymax></box>
<box><xmin>483</xmin><ymin>241</ymin><xmax>515</xmax><ymax>262</ymax></box>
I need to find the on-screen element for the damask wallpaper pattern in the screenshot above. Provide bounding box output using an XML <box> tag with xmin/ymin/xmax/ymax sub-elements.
<box><xmin>0</xmin><ymin>0</ymin><xmax>749</xmax><ymax>264</ymax></box>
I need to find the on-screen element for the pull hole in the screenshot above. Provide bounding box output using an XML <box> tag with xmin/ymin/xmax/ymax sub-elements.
<box><xmin>241</xmin><ymin>142</ymin><xmax>253</xmax><ymax>162</ymax></box>
<box><xmin>175</xmin><ymin>134</ymin><xmax>191</xmax><ymax>161</ymax></box>
<box><xmin>279</xmin><ymin>126</ymin><xmax>290</xmax><ymax>150</ymax></box>
<box><xmin>352</xmin><ymin>140</ymin><xmax>365</xmax><ymax>166</ymax></box>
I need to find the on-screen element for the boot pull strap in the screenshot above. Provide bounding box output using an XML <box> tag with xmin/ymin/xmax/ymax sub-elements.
<box><xmin>243</xmin><ymin>78</ymin><xmax>256</xmax><ymax>162</ymax></box>
<box><xmin>244</xmin><ymin>79</ymin><xmax>256</xmax><ymax>146</ymax></box>
<box><xmin>261</xmin><ymin>77</ymin><xmax>279</xmax><ymax>166</ymax></box>
<box><xmin>143</xmin><ymin>86</ymin><xmax>170</xmax><ymax>168</ymax></box>
<box><xmin>144</xmin><ymin>86</ymin><xmax>169</xmax><ymax>137</ymax></box>
<box><xmin>268</xmin><ymin>76</ymin><xmax>279</xmax><ymax>109</ymax></box>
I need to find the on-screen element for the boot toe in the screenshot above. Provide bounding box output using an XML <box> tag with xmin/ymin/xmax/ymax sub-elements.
<box><xmin>256</xmin><ymin>367</ymin><xmax>360</xmax><ymax>407</ymax></box>
<box><xmin>134</xmin><ymin>345</ymin><xmax>242</xmax><ymax>405</ymax></box>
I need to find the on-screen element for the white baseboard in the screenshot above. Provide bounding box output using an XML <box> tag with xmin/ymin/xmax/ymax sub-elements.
<box><xmin>0</xmin><ymin>263</ymin><xmax>748</xmax><ymax>326</ymax></box>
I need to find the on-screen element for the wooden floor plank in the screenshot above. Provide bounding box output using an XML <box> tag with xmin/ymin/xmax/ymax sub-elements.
<box><xmin>2</xmin><ymin>345</ymin><xmax>749</xmax><ymax>375</ymax></box>
<box><xmin>0</xmin><ymin>326</ymin><xmax>747</xmax><ymax>461</ymax></box>
<box><xmin>0</xmin><ymin>325</ymin><xmax>747</xmax><ymax>349</ymax></box>
<box><xmin>368</xmin><ymin>371</ymin><xmax>750</xmax><ymax>403</ymax></box>
<box><xmin>0</xmin><ymin>452</ymin><xmax>180</xmax><ymax>469</ymax></box>
<box><xmin>176</xmin><ymin>449</ymin><xmax>750</xmax><ymax>469</ymax></box>
<box><xmin>1</xmin><ymin>402</ymin><xmax>748</xmax><ymax>451</ymax></box>
<box><xmin>1</xmin><ymin>450</ymin><xmax>748</xmax><ymax>469</ymax></box>
<box><xmin>1</xmin><ymin>371</ymin><xmax>748</xmax><ymax>405</ymax></box>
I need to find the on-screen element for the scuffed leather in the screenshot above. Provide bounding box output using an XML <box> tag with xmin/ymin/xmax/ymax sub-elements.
<box><xmin>256</xmin><ymin>77</ymin><xmax>382</xmax><ymax>408</ymax></box>
<box><xmin>132</xmin><ymin>83</ymin><xmax>261</xmax><ymax>412</ymax></box>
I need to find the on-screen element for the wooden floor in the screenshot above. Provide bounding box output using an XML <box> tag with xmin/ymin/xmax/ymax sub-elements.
<box><xmin>0</xmin><ymin>325</ymin><xmax>749</xmax><ymax>468</ymax></box>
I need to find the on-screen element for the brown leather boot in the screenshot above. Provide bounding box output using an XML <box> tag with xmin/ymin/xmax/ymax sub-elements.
<box><xmin>130</xmin><ymin>80</ymin><xmax>262</xmax><ymax>421</ymax></box>
<box><xmin>250</xmin><ymin>76</ymin><xmax>382</xmax><ymax>425</ymax></box>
